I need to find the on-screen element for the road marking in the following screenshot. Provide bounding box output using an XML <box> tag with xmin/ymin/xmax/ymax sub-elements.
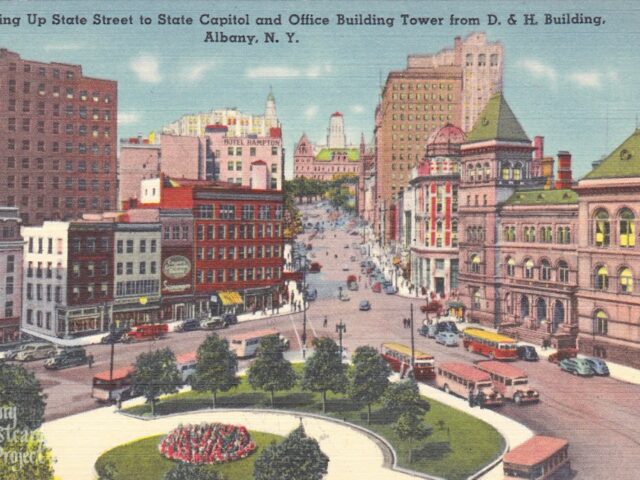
<box><xmin>289</xmin><ymin>314</ymin><xmax>303</xmax><ymax>350</ymax></box>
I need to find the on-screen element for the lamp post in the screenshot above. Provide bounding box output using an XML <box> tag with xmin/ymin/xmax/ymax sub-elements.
<box><xmin>410</xmin><ymin>303</ymin><xmax>415</xmax><ymax>373</ymax></box>
<box><xmin>335</xmin><ymin>319</ymin><xmax>347</xmax><ymax>362</ymax></box>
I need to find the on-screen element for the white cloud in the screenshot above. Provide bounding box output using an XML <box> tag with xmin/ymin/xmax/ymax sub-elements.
<box><xmin>569</xmin><ymin>72</ymin><xmax>602</xmax><ymax>88</ymax></box>
<box><xmin>245</xmin><ymin>64</ymin><xmax>332</xmax><ymax>79</ymax></box>
<box><xmin>520</xmin><ymin>59</ymin><xmax>557</xmax><ymax>84</ymax></box>
<box><xmin>130</xmin><ymin>55</ymin><xmax>162</xmax><ymax>83</ymax></box>
<box><xmin>44</xmin><ymin>43</ymin><xmax>82</xmax><ymax>51</ymax></box>
<box><xmin>351</xmin><ymin>105</ymin><xmax>365</xmax><ymax>114</ymax></box>
<box><xmin>304</xmin><ymin>105</ymin><xmax>319</xmax><ymax>119</ymax></box>
<box><xmin>181</xmin><ymin>62</ymin><xmax>215</xmax><ymax>82</ymax></box>
<box><xmin>118</xmin><ymin>112</ymin><xmax>140</xmax><ymax>125</ymax></box>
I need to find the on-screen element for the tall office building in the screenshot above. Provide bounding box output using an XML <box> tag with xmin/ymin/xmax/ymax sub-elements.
<box><xmin>0</xmin><ymin>49</ymin><xmax>117</xmax><ymax>225</ymax></box>
<box><xmin>375</xmin><ymin>33</ymin><xmax>503</xmax><ymax>241</ymax></box>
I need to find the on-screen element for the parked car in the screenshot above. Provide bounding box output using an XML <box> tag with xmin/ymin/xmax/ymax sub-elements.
<box><xmin>309</xmin><ymin>262</ymin><xmax>322</xmax><ymax>273</ymax></box>
<box><xmin>583</xmin><ymin>357</ymin><xmax>610</xmax><ymax>376</ymax></box>
<box><xmin>14</xmin><ymin>343</ymin><xmax>57</xmax><ymax>362</ymax></box>
<box><xmin>435</xmin><ymin>331</ymin><xmax>459</xmax><ymax>347</ymax></box>
<box><xmin>548</xmin><ymin>348</ymin><xmax>578</xmax><ymax>364</ymax></box>
<box><xmin>304</xmin><ymin>290</ymin><xmax>318</xmax><ymax>301</ymax></box>
<box><xmin>176</xmin><ymin>319</ymin><xmax>200</xmax><ymax>332</ymax></box>
<box><xmin>359</xmin><ymin>300</ymin><xmax>371</xmax><ymax>311</ymax></box>
<box><xmin>201</xmin><ymin>317</ymin><xmax>228</xmax><ymax>330</ymax></box>
<box><xmin>383</xmin><ymin>284</ymin><xmax>397</xmax><ymax>295</ymax></box>
<box><xmin>417</xmin><ymin>324</ymin><xmax>438</xmax><ymax>338</ymax></box>
<box><xmin>44</xmin><ymin>346</ymin><xmax>88</xmax><ymax>370</ymax></box>
<box><xmin>100</xmin><ymin>329</ymin><xmax>128</xmax><ymax>344</ymax></box>
<box><xmin>221</xmin><ymin>312</ymin><xmax>238</xmax><ymax>326</ymax></box>
<box><xmin>517</xmin><ymin>345</ymin><xmax>539</xmax><ymax>361</ymax></box>
<box><xmin>559</xmin><ymin>358</ymin><xmax>593</xmax><ymax>377</ymax></box>
<box><xmin>339</xmin><ymin>293</ymin><xmax>351</xmax><ymax>302</ymax></box>
<box><xmin>434</xmin><ymin>320</ymin><xmax>460</xmax><ymax>335</ymax></box>
<box><xmin>3</xmin><ymin>344</ymin><xmax>36</xmax><ymax>360</ymax></box>
<box><xmin>372</xmin><ymin>282</ymin><xmax>382</xmax><ymax>293</ymax></box>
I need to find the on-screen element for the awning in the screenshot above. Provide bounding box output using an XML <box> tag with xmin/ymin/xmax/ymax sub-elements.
<box><xmin>446</xmin><ymin>301</ymin><xmax>465</xmax><ymax>309</ymax></box>
<box><xmin>218</xmin><ymin>291</ymin><xmax>243</xmax><ymax>305</ymax></box>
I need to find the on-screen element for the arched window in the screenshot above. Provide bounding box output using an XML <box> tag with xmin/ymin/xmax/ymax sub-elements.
<box><xmin>473</xmin><ymin>289</ymin><xmax>482</xmax><ymax>309</ymax></box>
<box><xmin>506</xmin><ymin>257</ymin><xmax>515</xmax><ymax>276</ymax></box>
<box><xmin>536</xmin><ymin>298</ymin><xmax>547</xmax><ymax>321</ymax></box>
<box><xmin>524</xmin><ymin>259</ymin><xmax>534</xmax><ymax>278</ymax></box>
<box><xmin>501</xmin><ymin>162</ymin><xmax>511</xmax><ymax>180</ymax></box>
<box><xmin>470</xmin><ymin>254</ymin><xmax>481</xmax><ymax>273</ymax></box>
<box><xmin>513</xmin><ymin>163</ymin><xmax>522</xmax><ymax>181</ymax></box>
<box><xmin>619</xmin><ymin>267</ymin><xmax>633</xmax><ymax>294</ymax></box>
<box><xmin>619</xmin><ymin>209</ymin><xmax>635</xmax><ymax>248</ymax></box>
<box><xmin>478</xmin><ymin>54</ymin><xmax>486</xmax><ymax>66</ymax></box>
<box><xmin>484</xmin><ymin>163</ymin><xmax>491</xmax><ymax>181</ymax></box>
<box><xmin>505</xmin><ymin>292</ymin><xmax>512</xmax><ymax>314</ymax></box>
<box><xmin>468</xmin><ymin>164</ymin><xmax>475</xmax><ymax>183</ymax></box>
<box><xmin>540</xmin><ymin>260</ymin><xmax>551</xmax><ymax>281</ymax></box>
<box><xmin>594</xmin><ymin>209</ymin><xmax>610</xmax><ymax>247</ymax></box>
<box><xmin>553</xmin><ymin>301</ymin><xmax>564</xmax><ymax>332</ymax></box>
<box><xmin>475</xmin><ymin>163</ymin><xmax>482</xmax><ymax>182</ymax></box>
<box><xmin>595</xmin><ymin>265</ymin><xmax>609</xmax><ymax>290</ymax></box>
<box><xmin>520</xmin><ymin>295</ymin><xmax>530</xmax><ymax>318</ymax></box>
<box><xmin>558</xmin><ymin>261</ymin><xmax>569</xmax><ymax>283</ymax></box>
<box><xmin>594</xmin><ymin>310</ymin><xmax>608</xmax><ymax>335</ymax></box>
<box><xmin>503</xmin><ymin>226</ymin><xmax>510</xmax><ymax>242</ymax></box>
<box><xmin>466</xmin><ymin>53</ymin><xmax>473</xmax><ymax>67</ymax></box>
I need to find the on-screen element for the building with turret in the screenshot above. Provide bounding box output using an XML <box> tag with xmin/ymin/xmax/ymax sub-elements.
<box><xmin>294</xmin><ymin>112</ymin><xmax>365</xmax><ymax>181</ymax></box>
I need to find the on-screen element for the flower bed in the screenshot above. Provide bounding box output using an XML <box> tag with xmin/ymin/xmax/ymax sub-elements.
<box><xmin>159</xmin><ymin>423</ymin><xmax>256</xmax><ymax>465</ymax></box>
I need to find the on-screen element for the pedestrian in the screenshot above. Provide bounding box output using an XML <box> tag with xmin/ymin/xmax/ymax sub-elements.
<box><xmin>468</xmin><ymin>389</ymin><xmax>475</xmax><ymax>408</ymax></box>
<box><xmin>88</xmin><ymin>354</ymin><xmax>94</xmax><ymax>368</ymax></box>
<box><xmin>323</xmin><ymin>316</ymin><xmax>328</xmax><ymax>328</ymax></box>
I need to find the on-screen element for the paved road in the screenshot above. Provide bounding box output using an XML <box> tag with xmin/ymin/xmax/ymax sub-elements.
<box><xmin>24</xmin><ymin>203</ymin><xmax>640</xmax><ymax>479</ymax></box>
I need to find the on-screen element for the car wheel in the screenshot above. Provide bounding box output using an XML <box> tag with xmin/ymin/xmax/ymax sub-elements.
<box><xmin>514</xmin><ymin>394</ymin><xmax>522</xmax><ymax>405</ymax></box>
<box><xmin>444</xmin><ymin>384</ymin><xmax>450</xmax><ymax>394</ymax></box>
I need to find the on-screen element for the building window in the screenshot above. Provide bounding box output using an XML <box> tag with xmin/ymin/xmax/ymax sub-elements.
<box><xmin>524</xmin><ymin>259</ymin><xmax>534</xmax><ymax>279</ymax></box>
<box><xmin>470</xmin><ymin>254</ymin><xmax>481</xmax><ymax>274</ymax></box>
<box><xmin>594</xmin><ymin>265</ymin><xmax>609</xmax><ymax>291</ymax></box>
<box><xmin>593</xmin><ymin>209</ymin><xmax>610</xmax><ymax>247</ymax></box>
<box><xmin>126</xmin><ymin>239</ymin><xmax>134</xmax><ymax>253</ymax></box>
<box><xmin>619</xmin><ymin>267</ymin><xmax>633</xmax><ymax>294</ymax></box>
<box><xmin>594</xmin><ymin>310</ymin><xmax>608</xmax><ymax>336</ymax></box>
<box><xmin>540</xmin><ymin>260</ymin><xmax>551</xmax><ymax>281</ymax></box>
<box><xmin>619</xmin><ymin>209</ymin><xmax>635</xmax><ymax>248</ymax></box>
<box><xmin>558</xmin><ymin>261</ymin><xmax>569</xmax><ymax>283</ymax></box>
<box><xmin>506</xmin><ymin>257</ymin><xmax>515</xmax><ymax>277</ymax></box>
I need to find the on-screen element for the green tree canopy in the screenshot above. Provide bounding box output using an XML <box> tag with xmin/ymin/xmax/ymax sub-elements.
<box><xmin>0</xmin><ymin>363</ymin><xmax>46</xmax><ymax>430</ymax></box>
<box><xmin>300</xmin><ymin>337</ymin><xmax>347</xmax><ymax>413</ymax></box>
<box><xmin>192</xmin><ymin>334</ymin><xmax>240</xmax><ymax>408</ymax></box>
<box><xmin>253</xmin><ymin>425</ymin><xmax>329</xmax><ymax>480</ymax></box>
<box><xmin>131</xmin><ymin>348</ymin><xmax>181</xmax><ymax>416</ymax></box>
<box><xmin>0</xmin><ymin>429</ymin><xmax>55</xmax><ymax>480</ymax></box>
<box><xmin>394</xmin><ymin>410</ymin><xmax>432</xmax><ymax>464</ymax></box>
<box><xmin>348</xmin><ymin>345</ymin><xmax>391</xmax><ymax>424</ymax></box>
<box><xmin>382</xmin><ymin>379</ymin><xmax>430</xmax><ymax>420</ymax></box>
<box><xmin>164</xmin><ymin>463</ymin><xmax>221</xmax><ymax>480</ymax></box>
<box><xmin>248</xmin><ymin>334</ymin><xmax>297</xmax><ymax>407</ymax></box>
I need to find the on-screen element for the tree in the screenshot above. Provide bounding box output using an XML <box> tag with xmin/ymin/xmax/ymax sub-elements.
<box><xmin>248</xmin><ymin>334</ymin><xmax>297</xmax><ymax>407</ymax></box>
<box><xmin>300</xmin><ymin>337</ymin><xmax>347</xmax><ymax>413</ymax></box>
<box><xmin>96</xmin><ymin>461</ymin><xmax>119</xmax><ymax>480</ymax></box>
<box><xmin>394</xmin><ymin>410</ymin><xmax>432</xmax><ymax>464</ymax></box>
<box><xmin>192</xmin><ymin>334</ymin><xmax>240</xmax><ymax>408</ymax></box>
<box><xmin>253</xmin><ymin>425</ymin><xmax>328</xmax><ymax>480</ymax></box>
<box><xmin>131</xmin><ymin>348</ymin><xmax>181</xmax><ymax>416</ymax></box>
<box><xmin>348</xmin><ymin>345</ymin><xmax>391</xmax><ymax>424</ymax></box>
<box><xmin>164</xmin><ymin>463</ymin><xmax>221</xmax><ymax>480</ymax></box>
<box><xmin>381</xmin><ymin>380</ymin><xmax>430</xmax><ymax>420</ymax></box>
<box><xmin>0</xmin><ymin>430</ymin><xmax>55</xmax><ymax>480</ymax></box>
<box><xmin>0</xmin><ymin>363</ymin><xmax>46</xmax><ymax>430</ymax></box>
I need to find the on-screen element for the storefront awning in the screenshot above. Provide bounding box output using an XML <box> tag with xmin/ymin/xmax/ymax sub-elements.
<box><xmin>218</xmin><ymin>291</ymin><xmax>243</xmax><ymax>305</ymax></box>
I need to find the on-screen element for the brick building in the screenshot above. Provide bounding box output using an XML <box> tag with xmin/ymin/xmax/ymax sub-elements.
<box><xmin>0</xmin><ymin>49</ymin><xmax>117</xmax><ymax>225</ymax></box>
<box><xmin>0</xmin><ymin>207</ymin><xmax>22</xmax><ymax>344</ymax></box>
<box><xmin>375</xmin><ymin>33</ymin><xmax>503</xmax><ymax>242</ymax></box>
<box><xmin>140</xmin><ymin>176</ymin><xmax>286</xmax><ymax>315</ymax></box>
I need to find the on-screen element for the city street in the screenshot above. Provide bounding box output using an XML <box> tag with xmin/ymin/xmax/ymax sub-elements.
<box><xmin>24</xmin><ymin>203</ymin><xmax>640</xmax><ymax>479</ymax></box>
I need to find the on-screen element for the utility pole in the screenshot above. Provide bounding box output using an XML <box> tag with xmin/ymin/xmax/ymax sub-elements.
<box><xmin>302</xmin><ymin>262</ymin><xmax>307</xmax><ymax>351</ymax></box>
<box><xmin>410</xmin><ymin>303</ymin><xmax>415</xmax><ymax>372</ymax></box>
<box><xmin>336</xmin><ymin>320</ymin><xmax>347</xmax><ymax>362</ymax></box>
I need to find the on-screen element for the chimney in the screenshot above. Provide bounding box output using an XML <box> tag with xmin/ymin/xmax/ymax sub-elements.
<box><xmin>541</xmin><ymin>156</ymin><xmax>554</xmax><ymax>190</ymax></box>
<box><xmin>531</xmin><ymin>136</ymin><xmax>544</xmax><ymax>177</ymax></box>
<box><xmin>555</xmin><ymin>151</ymin><xmax>573</xmax><ymax>189</ymax></box>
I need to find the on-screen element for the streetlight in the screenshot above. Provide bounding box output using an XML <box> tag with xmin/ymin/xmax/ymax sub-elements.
<box><xmin>335</xmin><ymin>320</ymin><xmax>347</xmax><ymax>361</ymax></box>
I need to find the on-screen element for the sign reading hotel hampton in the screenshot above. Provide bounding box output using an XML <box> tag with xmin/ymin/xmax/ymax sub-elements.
<box><xmin>162</xmin><ymin>256</ymin><xmax>191</xmax><ymax>280</ymax></box>
<box><xmin>222</xmin><ymin>137</ymin><xmax>281</xmax><ymax>146</ymax></box>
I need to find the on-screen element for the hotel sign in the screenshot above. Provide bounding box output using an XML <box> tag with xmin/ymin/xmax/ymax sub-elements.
<box><xmin>163</xmin><ymin>255</ymin><xmax>191</xmax><ymax>279</ymax></box>
<box><xmin>222</xmin><ymin>137</ymin><xmax>281</xmax><ymax>147</ymax></box>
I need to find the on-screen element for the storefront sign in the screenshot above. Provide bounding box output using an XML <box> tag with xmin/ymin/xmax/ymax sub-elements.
<box><xmin>163</xmin><ymin>281</ymin><xmax>191</xmax><ymax>293</ymax></box>
<box><xmin>163</xmin><ymin>255</ymin><xmax>191</xmax><ymax>279</ymax></box>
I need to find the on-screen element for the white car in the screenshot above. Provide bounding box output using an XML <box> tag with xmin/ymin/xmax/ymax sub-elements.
<box><xmin>435</xmin><ymin>332</ymin><xmax>459</xmax><ymax>347</ymax></box>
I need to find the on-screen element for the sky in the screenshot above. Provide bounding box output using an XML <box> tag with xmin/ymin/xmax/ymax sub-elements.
<box><xmin>1</xmin><ymin>0</ymin><xmax>640</xmax><ymax>179</ymax></box>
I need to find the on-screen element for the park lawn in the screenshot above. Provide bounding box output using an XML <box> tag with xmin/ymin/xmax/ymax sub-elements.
<box><xmin>123</xmin><ymin>364</ymin><xmax>504</xmax><ymax>480</ymax></box>
<box><xmin>95</xmin><ymin>431</ymin><xmax>283</xmax><ymax>480</ymax></box>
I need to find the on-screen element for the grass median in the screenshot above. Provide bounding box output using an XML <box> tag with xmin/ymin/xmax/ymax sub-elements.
<box><xmin>123</xmin><ymin>366</ymin><xmax>504</xmax><ymax>480</ymax></box>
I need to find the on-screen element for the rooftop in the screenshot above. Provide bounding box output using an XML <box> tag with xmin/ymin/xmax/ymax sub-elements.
<box><xmin>504</xmin><ymin>435</ymin><xmax>568</xmax><ymax>467</ymax></box>
<box><xmin>465</xmin><ymin>92</ymin><xmax>530</xmax><ymax>144</ymax></box>
<box><xmin>583</xmin><ymin>128</ymin><xmax>640</xmax><ymax>180</ymax></box>
<box><xmin>315</xmin><ymin>147</ymin><xmax>360</xmax><ymax>162</ymax></box>
<box><xmin>504</xmin><ymin>189</ymin><xmax>578</xmax><ymax>206</ymax></box>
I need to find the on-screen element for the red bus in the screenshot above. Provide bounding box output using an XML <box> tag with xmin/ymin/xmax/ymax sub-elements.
<box><xmin>380</xmin><ymin>342</ymin><xmax>435</xmax><ymax>381</ymax></box>
<box><xmin>91</xmin><ymin>366</ymin><xmax>135</xmax><ymax>403</ymax></box>
<box><xmin>503</xmin><ymin>435</ymin><xmax>570</xmax><ymax>479</ymax></box>
<box><xmin>462</xmin><ymin>328</ymin><xmax>517</xmax><ymax>360</ymax></box>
